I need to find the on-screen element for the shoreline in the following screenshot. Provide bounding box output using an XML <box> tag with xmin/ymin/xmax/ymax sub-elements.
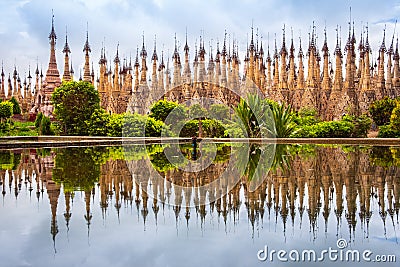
<box><xmin>0</xmin><ymin>136</ymin><xmax>399</xmax><ymax>149</ymax></box>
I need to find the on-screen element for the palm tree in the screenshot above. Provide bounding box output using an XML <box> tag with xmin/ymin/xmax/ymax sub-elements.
<box><xmin>270</xmin><ymin>102</ymin><xmax>298</xmax><ymax>138</ymax></box>
<box><xmin>232</xmin><ymin>93</ymin><xmax>275</xmax><ymax>138</ymax></box>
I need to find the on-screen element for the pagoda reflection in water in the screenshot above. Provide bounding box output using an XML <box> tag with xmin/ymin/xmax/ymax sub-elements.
<box><xmin>0</xmin><ymin>144</ymin><xmax>399</xmax><ymax>248</ymax></box>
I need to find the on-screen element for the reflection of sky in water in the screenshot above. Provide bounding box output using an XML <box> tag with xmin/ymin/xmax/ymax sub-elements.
<box><xmin>0</xmin><ymin>145</ymin><xmax>399</xmax><ymax>267</ymax></box>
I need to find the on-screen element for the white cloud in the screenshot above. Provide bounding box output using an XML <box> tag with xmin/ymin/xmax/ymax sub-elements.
<box><xmin>0</xmin><ymin>0</ymin><xmax>399</xmax><ymax>78</ymax></box>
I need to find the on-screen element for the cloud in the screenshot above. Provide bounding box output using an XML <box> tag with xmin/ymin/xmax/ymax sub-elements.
<box><xmin>0</xmin><ymin>0</ymin><xmax>399</xmax><ymax>79</ymax></box>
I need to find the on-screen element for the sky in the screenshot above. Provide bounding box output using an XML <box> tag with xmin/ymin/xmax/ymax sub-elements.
<box><xmin>0</xmin><ymin>0</ymin><xmax>400</xmax><ymax>80</ymax></box>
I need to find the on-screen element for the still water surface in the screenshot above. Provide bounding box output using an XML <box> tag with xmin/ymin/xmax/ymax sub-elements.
<box><xmin>0</xmin><ymin>144</ymin><xmax>399</xmax><ymax>267</ymax></box>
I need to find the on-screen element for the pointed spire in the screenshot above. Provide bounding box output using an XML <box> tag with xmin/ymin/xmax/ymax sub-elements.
<box><xmin>298</xmin><ymin>35</ymin><xmax>303</xmax><ymax>57</ymax></box>
<box><xmin>280</xmin><ymin>24</ymin><xmax>287</xmax><ymax>56</ymax></box>
<box><xmin>63</xmin><ymin>27</ymin><xmax>71</xmax><ymax>54</ymax></box>
<box><xmin>159</xmin><ymin>50</ymin><xmax>165</xmax><ymax>70</ymax></box>
<box><xmin>322</xmin><ymin>26</ymin><xmax>329</xmax><ymax>54</ymax></box>
<box><xmin>388</xmin><ymin>21</ymin><xmax>397</xmax><ymax>55</ymax></box>
<box><xmin>173</xmin><ymin>33</ymin><xmax>180</xmax><ymax>60</ymax></box>
<box><xmin>35</xmin><ymin>61</ymin><xmax>39</xmax><ymax>75</ymax></box>
<box><xmin>334</xmin><ymin>25</ymin><xmax>342</xmax><ymax>57</ymax></box>
<box><xmin>184</xmin><ymin>28</ymin><xmax>189</xmax><ymax>54</ymax></box>
<box><xmin>222</xmin><ymin>30</ymin><xmax>227</xmax><ymax>56</ymax></box>
<box><xmin>250</xmin><ymin>21</ymin><xmax>255</xmax><ymax>52</ymax></box>
<box><xmin>49</xmin><ymin>9</ymin><xmax>57</xmax><ymax>41</ymax></box>
<box><xmin>267</xmin><ymin>33</ymin><xmax>271</xmax><ymax>61</ymax></box>
<box><xmin>380</xmin><ymin>26</ymin><xmax>387</xmax><ymax>53</ymax></box>
<box><xmin>365</xmin><ymin>24</ymin><xmax>370</xmax><ymax>52</ymax></box>
<box><xmin>114</xmin><ymin>43</ymin><xmax>120</xmax><ymax>64</ymax></box>
<box><xmin>28</xmin><ymin>66</ymin><xmax>32</xmax><ymax>79</ymax></box>
<box><xmin>152</xmin><ymin>35</ymin><xmax>158</xmax><ymax>61</ymax></box>
<box><xmin>83</xmin><ymin>23</ymin><xmax>91</xmax><ymax>53</ymax></box>
<box><xmin>140</xmin><ymin>33</ymin><xmax>147</xmax><ymax>58</ymax></box>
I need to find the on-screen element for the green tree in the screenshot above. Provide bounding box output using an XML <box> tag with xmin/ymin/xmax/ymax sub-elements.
<box><xmin>342</xmin><ymin>114</ymin><xmax>372</xmax><ymax>137</ymax></box>
<box><xmin>189</xmin><ymin>104</ymin><xmax>208</xmax><ymax>118</ymax></box>
<box><xmin>52</xmin><ymin>81</ymin><xmax>100</xmax><ymax>135</ymax></box>
<box><xmin>209</xmin><ymin>104</ymin><xmax>230</xmax><ymax>122</ymax></box>
<box><xmin>0</xmin><ymin>101</ymin><xmax>13</xmax><ymax>123</ymax></box>
<box><xmin>53</xmin><ymin>147</ymin><xmax>101</xmax><ymax>191</ymax></box>
<box><xmin>35</xmin><ymin>112</ymin><xmax>43</xmax><ymax>128</ymax></box>
<box><xmin>86</xmin><ymin>108</ymin><xmax>111</xmax><ymax>136</ymax></box>
<box><xmin>149</xmin><ymin>100</ymin><xmax>187</xmax><ymax>123</ymax></box>
<box><xmin>270</xmin><ymin>102</ymin><xmax>298</xmax><ymax>138</ymax></box>
<box><xmin>40</xmin><ymin>115</ymin><xmax>53</xmax><ymax>135</ymax></box>
<box><xmin>9</xmin><ymin>96</ymin><xmax>21</xmax><ymax>115</ymax></box>
<box><xmin>232</xmin><ymin>94</ymin><xmax>274</xmax><ymax>138</ymax></box>
<box><xmin>369</xmin><ymin>97</ymin><xmax>397</xmax><ymax>126</ymax></box>
<box><xmin>390</xmin><ymin>101</ymin><xmax>400</xmax><ymax>131</ymax></box>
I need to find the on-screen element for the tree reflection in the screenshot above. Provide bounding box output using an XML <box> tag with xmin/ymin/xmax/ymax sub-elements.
<box><xmin>53</xmin><ymin>147</ymin><xmax>101</xmax><ymax>191</ymax></box>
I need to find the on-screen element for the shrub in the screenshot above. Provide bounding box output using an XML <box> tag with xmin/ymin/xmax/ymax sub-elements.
<box><xmin>149</xmin><ymin>100</ymin><xmax>187</xmax><ymax>123</ymax></box>
<box><xmin>369</xmin><ymin>97</ymin><xmax>397</xmax><ymax>126</ymax></box>
<box><xmin>9</xmin><ymin>97</ymin><xmax>21</xmax><ymax>115</ymax></box>
<box><xmin>35</xmin><ymin>112</ymin><xmax>43</xmax><ymax>128</ymax></box>
<box><xmin>293</xmin><ymin>120</ymin><xmax>354</xmax><ymax>138</ymax></box>
<box><xmin>378</xmin><ymin>125</ymin><xmax>400</xmax><ymax>138</ymax></box>
<box><xmin>52</xmin><ymin>81</ymin><xmax>100</xmax><ymax>135</ymax></box>
<box><xmin>390</xmin><ymin>101</ymin><xmax>400</xmax><ymax>131</ymax></box>
<box><xmin>209</xmin><ymin>104</ymin><xmax>230</xmax><ymax>122</ymax></box>
<box><xmin>342</xmin><ymin>114</ymin><xmax>372</xmax><ymax>137</ymax></box>
<box><xmin>189</xmin><ymin>103</ymin><xmax>208</xmax><ymax>118</ymax></box>
<box><xmin>40</xmin><ymin>116</ymin><xmax>54</xmax><ymax>135</ymax></box>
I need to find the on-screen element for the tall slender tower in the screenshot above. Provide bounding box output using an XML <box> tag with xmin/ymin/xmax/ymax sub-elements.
<box><xmin>83</xmin><ymin>26</ymin><xmax>92</xmax><ymax>82</ymax></box>
<box><xmin>43</xmin><ymin>13</ymin><xmax>61</xmax><ymax>89</ymax></box>
<box><xmin>62</xmin><ymin>28</ymin><xmax>72</xmax><ymax>81</ymax></box>
<box><xmin>140</xmin><ymin>36</ymin><xmax>148</xmax><ymax>85</ymax></box>
<box><xmin>39</xmin><ymin>12</ymin><xmax>61</xmax><ymax>117</ymax></box>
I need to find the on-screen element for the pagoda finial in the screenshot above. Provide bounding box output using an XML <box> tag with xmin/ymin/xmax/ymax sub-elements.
<box><xmin>267</xmin><ymin>32</ymin><xmax>271</xmax><ymax>59</ymax></box>
<box><xmin>298</xmin><ymin>32</ymin><xmax>304</xmax><ymax>57</ymax></box>
<box><xmin>280</xmin><ymin>24</ymin><xmax>287</xmax><ymax>55</ymax></box>
<box><xmin>222</xmin><ymin>29</ymin><xmax>227</xmax><ymax>56</ymax></box>
<box><xmin>365</xmin><ymin>23</ymin><xmax>370</xmax><ymax>52</ymax></box>
<box><xmin>114</xmin><ymin>43</ymin><xmax>120</xmax><ymax>64</ymax></box>
<box><xmin>135</xmin><ymin>46</ymin><xmax>139</xmax><ymax>67</ymax></box>
<box><xmin>250</xmin><ymin>20</ymin><xmax>255</xmax><ymax>51</ymax></box>
<box><xmin>380</xmin><ymin>26</ymin><xmax>387</xmax><ymax>52</ymax></box>
<box><xmin>83</xmin><ymin>22</ymin><xmax>91</xmax><ymax>53</ymax></box>
<box><xmin>63</xmin><ymin>26</ymin><xmax>71</xmax><ymax>54</ymax></box>
<box><xmin>322</xmin><ymin>25</ymin><xmax>328</xmax><ymax>53</ymax></box>
<box><xmin>184</xmin><ymin>27</ymin><xmax>189</xmax><ymax>53</ymax></box>
<box><xmin>49</xmin><ymin>10</ymin><xmax>57</xmax><ymax>41</ymax></box>
<box><xmin>152</xmin><ymin>35</ymin><xmax>158</xmax><ymax>61</ymax></box>
<box><xmin>389</xmin><ymin>20</ymin><xmax>397</xmax><ymax>54</ymax></box>
<box><xmin>140</xmin><ymin>33</ymin><xmax>147</xmax><ymax>58</ymax></box>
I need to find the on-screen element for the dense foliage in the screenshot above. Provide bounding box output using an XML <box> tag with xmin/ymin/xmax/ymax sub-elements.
<box><xmin>53</xmin><ymin>147</ymin><xmax>101</xmax><ymax>191</ymax></box>
<box><xmin>232</xmin><ymin>94</ymin><xmax>274</xmax><ymax>138</ymax></box>
<box><xmin>189</xmin><ymin>103</ymin><xmax>208</xmax><ymax>118</ymax></box>
<box><xmin>179</xmin><ymin>119</ymin><xmax>226</xmax><ymax>137</ymax></box>
<box><xmin>370</xmin><ymin>98</ymin><xmax>400</xmax><ymax>138</ymax></box>
<box><xmin>9</xmin><ymin>97</ymin><xmax>21</xmax><ymax>115</ymax></box>
<box><xmin>34</xmin><ymin>112</ymin><xmax>54</xmax><ymax>135</ymax></box>
<box><xmin>86</xmin><ymin>110</ymin><xmax>167</xmax><ymax>137</ymax></box>
<box><xmin>209</xmin><ymin>104</ymin><xmax>230</xmax><ymax>122</ymax></box>
<box><xmin>149</xmin><ymin>100</ymin><xmax>187</xmax><ymax>123</ymax></box>
<box><xmin>369</xmin><ymin>97</ymin><xmax>397</xmax><ymax>126</ymax></box>
<box><xmin>52</xmin><ymin>81</ymin><xmax>100</xmax><ymax>135</ymax></box>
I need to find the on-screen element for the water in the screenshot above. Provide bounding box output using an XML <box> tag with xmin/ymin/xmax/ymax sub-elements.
<box><xmin>0</xmin><ymin>144</ymin><xmax>399</xmax><ymax>267</ymax></box>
